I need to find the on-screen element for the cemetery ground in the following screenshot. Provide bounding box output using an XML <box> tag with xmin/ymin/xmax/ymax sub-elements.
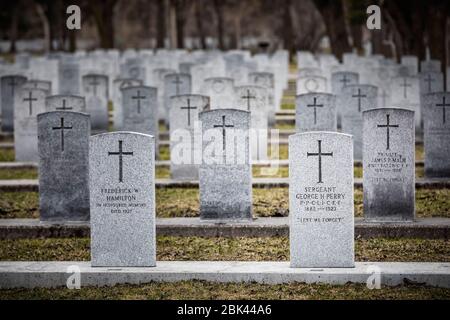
<box><xmin>0</xmin><ymin>237</ymin><xmax>449</xmax><ymax>299</ymax></box>
<box><xmin>0</xmin><ymin>71</ymin><xmax>449</xmax><ymax>300</ymax></box>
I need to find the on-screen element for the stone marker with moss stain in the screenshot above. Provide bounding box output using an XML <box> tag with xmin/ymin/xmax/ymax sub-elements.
<box><xmin>363</xmin><ymin>108</ymin><xmax>415</xmax><ymax>221</ymax></box>
<box><xmin>38</xmin><ymin>111</ymin><xmax>90</xmax><ymax>221</ymax></box>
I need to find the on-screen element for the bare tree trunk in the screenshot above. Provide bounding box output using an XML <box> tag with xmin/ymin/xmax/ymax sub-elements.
<box><xmin>282</xmin><ymin>0</ymin><xmax>295</xmax><ymax>56</ymax></box>
<box><xmin>427</xmin><ymin>2</ymin><xmax>447</xmax><ymax>73</ymax></box>
<box><xmin>54</xmin><ymin>0</ymin><xmax>64</xmax><ymax>50</ymax></box>
<box><xmin>91</xmin><ymin>0</ymin><xmax>118</xmax><ymax>49</ymax></box>
<box><xmin>313</xmin><ymin>0</ymin><xmax>351</xmax><ymax>61</ymax></box>
<box><xmin>9</xmin><ymin>4</ymin><xmax>19</xmax><ymax>53</ymax></box>
<box><xmin>68</xmin><ymin>30</ymin><xmax>77</xmax><ymax>52</ymax></box>
<box><xmin>168</xmin><ymin>0</ymin><xmax>177</xmax><ymax>48</ymax></box>
<box><xmin>194</xmin><ymin>0</ymin><xmax>206</xmax><ymax>49</ymax></box>
<box><xmin>410</xmin><ymin>2</ymin><xmax>426</xmax><ymax>61</ymax></box>
<box><xmin>235</xmin><ymin>15</ymin><xmax>242</xmax><ymax>49</ymax></box>
<box><xmin>34</xmin><ymin>2</ymin><xmax>51</xmax><ymax>53</ymax></box>
<box><xmin>156</xmin><ymin>0</ymin><xmax>166</xmax><ymax>48</ymax></box>
<box><xmin>175</xmin><ymin>0</ymin><xmax>186</xmax><ymax>49</ymax></box>
<box><xmin>350</xmin><ymin>25</ymin><xmax>363</xmax><ymax>53</ymax></box>
<box><xmin>213</xmin><ymin>0</ymin><xmax>225</xmax><ymax>50</ymax></box>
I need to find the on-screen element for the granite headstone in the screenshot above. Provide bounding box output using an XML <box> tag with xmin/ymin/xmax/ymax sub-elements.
<box><xmin>423</xmin><ymin>92</ymin><xmax>450</xmax><ymax>177</ymax></box>
<box><xmin>289</xmin><ymin>131</ymin><xmax>354</xmax><ymax>268</ymax></box>
<box><xmin>341</xmin><ymin>84</ymin><xmax>378</xmax><ymax>160</ymax></box>
<box><xmin>235</xmin><ymin>85</ymin><xmax>268</xmax><ymax>161</ymax></box>
<box><xmin>296</xmin><ymin>93</ymin><xmax>337</xmax><ymax>132</ymax></box>
<box><xmin>1</xmin><ymin>75</ymin><xmax>27</xmax><ymax>132</ymax></box>
<box><xmin>112</xmin><ymin>78</ymin><xmax>142</xmax><ymax>130</ymax></box>
<box><xmin>169</xmin><ymin>94</ymin><xmax>209</xmax><ymax>180</ymax></box>
<box><xmin>363</xmin><ymin>108</ymin><xmax>415</xmax><ymax>221</ymax></box>
<box><xmin>46</xmin><ymin>95</ymin><xmax>86</xmax><ymax>113</ymax></box>
<box><xmin>90</xmin><ymin>132</ymin><xmax>156</xmax><ymax>267</ymax></box>
<box><xmin>14</xmin><ymin>88</ymin><xmax>47</xmax><ymax>161</ymax></box>
<box><xmin>38</xmin><ymin>111</ymin><xmax>90</xmax><ymax>221</ymax></box>
<box><xmin>82</xmin><ymin>74</ymin><xmax>109</xmax><ymax>132</ymax></box>
<box><xmin>199</xmin><ymin>109</ymin><xmax>252</xmax><ymax>220</ymax></box>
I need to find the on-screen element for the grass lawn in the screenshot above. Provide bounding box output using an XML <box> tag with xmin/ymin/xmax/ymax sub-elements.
<box><xmin>0</xmin><ymin>165</ymin><xmax>426</xmax><ymax>180</ymax></box>
<box><xmin>0</xmin><ymin>149</ymin><xmax>14</xmax><ymax>162</ymax></box>
<box><xmin>0</xmin><ymin>136</ymin><xmax>424</xmax><ymax>162</ymax></box>
<box><xmin>0</xmin><ymin>237</ymin><xmax>449</xmax><ymax>300</ymax></box>
<box><xmin>1</xmin><ymin>280</ymin><xmax>448</xmax><ymax>300</ymax></box>
<box><xmin>0</xmin><ymin>188</ymin><xmax>449</xmax><ymax>219</ymax></box>
<box><xmin>0</xmin><ymin>237</ymin><xmax>448</xmax><ymax>262</ymax></box>
<box><xmin>281</xmin><ymin>103</ymin><xmax>295</xmax><ymax>110</ymax></box>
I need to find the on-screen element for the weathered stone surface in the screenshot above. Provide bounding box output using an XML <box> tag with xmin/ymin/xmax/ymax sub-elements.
<box><xmin>37</xmin><ymin>111</ymin><xmax>90</xmax><ymax>221</ymax></box>
<box><xmin>169</xmin><ymin>94</ymin><xmax>209</xmax><ymax>180</ymax></box>
<box><xmin>423</xmin><ymin>92</ymin><xmax>450</xmax><ymax>177</ymax></box>
<box><xmin>45</xmin><ymin>95</ymin><xmax>86</xmax><ymax>113</ymax></box>
<box><xmin>14</xmin><ymin>88</ymin><xmax>47</xmax><ymax>162</ymax></box>
<box><xmin>289</xmin><ymin>131</ymin><xmax>354</xmax><ymax>268</ymax></box>
<box><xmin>82</xmin><ymin>74</ymin><xmax>109</xmax><ymax>132</ymax></box>
<box><xmin>296</xmin><ymin>93</ymin><xmax>337</xmax><ymax>132</ymax></box>
<box><xmin>341</xmin><ymin>84</ymin><xmax>378</xmax><ymax>160</ymax></box>
<box><xmin>90</xmin><ymin>132</ymin><xmax>156</xmax><ymax>267</ymax></box>
<box><xmin>363</xmin><ymin>108</ymin><xmax>415</xmax><ymax>221</ymax></box>
<box><xmin>199</xmin><ymin>109</ymin><xmax>252</xmax><ymax>221</ymax></box>
<box><xmin>1</xmin><ymin>75</ymin><xmax>27</xmax><ymax>132</ymax></box>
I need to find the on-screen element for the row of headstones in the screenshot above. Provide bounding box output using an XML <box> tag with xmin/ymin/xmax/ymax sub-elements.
<box><xmin>2</xmin><ymin>49</ymin><xmax>287</xmax><ymax>88</ymax></box>
<box><xmin>0</xmin><ymin>49</ymin><xmax>288</xmax><ymax>121</ymax></box>
<box><xmin>1</xmin><ymin>75</ymin><xmax>273</xmax><ymax>168</ymax></box>
<box><xmin>38</xmin><ymin>104</ymin><xmax>447</xmax><ymax>224</ymax></box>
<box><xmin>1</xmin><ymin>71</ymin><xmax>276</xmax><ymax>130</ymax></box>
<box><xmin>297</xmin><ymin>51</ymin><xmax>446</xmax><ymax>88</ymax></box>
<box><xmin>295</xmin><ymin>88</ymin><xmax>450</xmax><ymax>179</ymax></box>
<box><xmin>296</xmin><ymin>52</ymin><xmax>447</xmax><ymax>130</ymax></box>
<box><xmin>296</xmin><ymin>80</ymin><xmax>450</xmax><ymax>162</ymax></box>
<box><xmin>301</xmin><ymin>68</ymin><xmax>445</xmax><ymax>106</ymax></box>
<box><xmin>298</xmin><ymin>67</ymin><xmax>445</xmax><ymax>133</ymax></box>
<box><xmin>82</xmin><ymin>123</ymin><xmax>418</xmax><ymax>268</ymax></box>
<box><xmin>38</xmin><ymin>108</ymin><xmax>251</xmax><ymax>222</ymax></box>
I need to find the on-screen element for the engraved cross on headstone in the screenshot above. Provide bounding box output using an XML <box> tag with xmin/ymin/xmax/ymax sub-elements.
<box><xmin>352</xmin><ymin>88</ymin><xmax>366</xmax><ymax>112</ymax></box>
<box><xmin>56</xmin><ymin>99</ymin><xmax>73</xmax><ymax>111</ymax></box>
<box><xmin>89</xmin><ymin>77</ymin><xmax>100</xmax><ymax>96</ymax></box>
<box><xmin>132</xmin><ymin>90</ymin><xmax>146</xmax><ymax>114</ymax></box>
<box><xmin>377</xmin><ymin>114</ymin><xmax>399</xmax><ymax>150</ymax></box>
<box><xmin>108</xmin><ymin>140</ymin><xmax>134</xmax><ymax>183</ymax></box>
<box><xmin>172</xmin><ymin>75</ymin><xmax>183</xmax><ymax>95</ymax></box>
<box><xmin>23</xmin><ymin>91</ymin><xmax>37</xmax><ymax>115</ymax></box>
<box><xmin>180</xmin><ymin>98</ymin><xmax>197</xmax><ymax>126</ymax></box>
<box><xmin>400</xmin><ymin>77</ymin><xmax>411</xmax><ymax>99</ymax></box>
<box><xmin>8</xmin><ymin>77</ymin><xmax>19</xmax><ymax>96</ymax></box>
<box><xmin>52</xmin><ymin>117</ymin><xmax>73</xmax><ymax>152</ymax></box>
<box><xmin>213</xmin><ymin>115</ymin><xmax>234</xmax><ymax>152</ymax></box>
<box><xmin>339</xmin><ymin>74</ymin><xmax>351</xmax><ymax>87</ymax></box>
<box><xmin>307</xmin><ymin>140</ymin><xmax>333</xmax><ymax>184</ymax></box>
<box><xmin>436</xmin><ymin>95</ymin><xmax>450</xmax><ymax>124</ymax></box>
<box><xmin>307</xmin><ymin>96</ymin><xmax>323</xmax><ymax>125</ymax></box>
<box><xmin>241</xmin><ymin>89</ymin><xmax>256</xmax><ymax>111</ymax></box>
<box><xmin>424</xmin><ymin>74</ymin><xmax>435</xmax><ymax>93</ymax></box>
